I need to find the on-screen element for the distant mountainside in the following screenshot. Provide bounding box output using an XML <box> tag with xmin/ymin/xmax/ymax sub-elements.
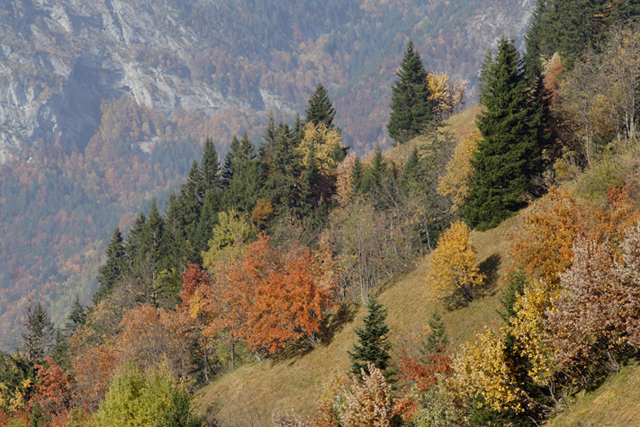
<box><xmin>0</xmin><ymin>0</ymin><xmax>534</xmax><ymax>348</ymax></box>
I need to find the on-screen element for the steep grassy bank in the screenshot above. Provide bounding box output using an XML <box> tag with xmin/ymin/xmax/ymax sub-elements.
<box><xmin>192</xmin><ymin>214</ymin><xmax>518</xmax><ymax>419</ymax></box>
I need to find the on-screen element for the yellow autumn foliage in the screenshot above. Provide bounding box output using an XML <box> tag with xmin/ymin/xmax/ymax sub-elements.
<box><xmin>438</xmin><ymin>126</ymin><xmax>481</xmax><ymax>212</ymax></box>
<box><xmin>507</xmin><ymin>280</ymin><xmax>558</xmax><ymax>386</ymax></box>
<box><xmin>298</xmin><ymin>122</ymin><xmax>344</xmax><ymax>175</ymax></box>
<box><xmin>426</xmin><ymin>220</ymin><xmax>484</xmax><ymax>302</ymax></box>
<box><xmin>453</xmin><ymin>329</ymin><xmax>526</xmax><ymax>413</ymax></box>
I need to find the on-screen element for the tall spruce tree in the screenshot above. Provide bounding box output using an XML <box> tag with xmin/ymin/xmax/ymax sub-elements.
<box><xmin>94</xmin><ymin>227</ymin><xmax>126</xmax><ymax>305</ymax></box>
<box><xmin>201</xmin><ymin>137</ymin><xmax>221</xmax><ymax>194</ymax></box>
<box><xmin>461</xmin><ymin>37</ymin><xmax>545</xmax><ymax>231</ymax></box>
<box><xmin>179</xmin><ymin>160</ymin><xmax>204</xmax><ymax>243</ymax></box>
<box><xmin>21</xmin><ymin>302</ymin><xmax>54</xmax><ymax>362</ymax></box>
<box><xmin>261</xmin><ymin>124</ymin><xmax>302</xmax><ymax>214</ymax></box>
<box><xmin>524</xmin><ymin>0</ymin><xmax>640</xmax><ymax>74</ymax></box>
<box><xmin>360</xmin><ymin>146</ymin><xmax>388</xmax><ymax>194</ymax></box>
<box><xmin>305</xmin><ymin>83</ymin><xmax>336</xmax><ymax>129</ymax></box>
<box><xmin>349</xmin><ymin>297</ymin><xmax>392</xmax><ymax>378</ymax></box>
<box><xmin>387</xmin><ymin>41</ymin><xmax>433</xmax><ymax>144</ymax></box>
<box><xmin>66</xmin><ymin>296</ymin><xmax>87</xmax><ymax>335</ymax></box>
<box><xmin>225</xmin><ymin>133</ymin><xmax>263</xmax><ymax>212</ymax></box>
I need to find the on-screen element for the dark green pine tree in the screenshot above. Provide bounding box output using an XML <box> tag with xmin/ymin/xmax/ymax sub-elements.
<box><xmin>125</xmin><ymin>212</ymin><xmax>147</xmax><ymax>269</ymax></box>
<box><xmin>259</xmin><ymin>112</ymin><xmax>277</xmax><ymax>176</ymax></box>
<box><xmin>298</xmin><ymin>144</ymin><xmax>320</xmax><ymax>217</ymax></box>
<box><xmin>94</xmin><ymin>227</ymin><xmax>126</xmax><ymax>305</ymax></box>
<box><xmin>201</xmin><ymin>137</ymin><xmax>221</xmax><ymax>194</ymax></box>
<box><xmin>421</xmin><ymin>312</ymin><xmax>449</xmax><ymax>355</ymax></box>
<box><xmin>164</xmin><ymin>192</ymin><xmax>194</xmax><ymax>269</ymax></box>
<box><xmin>461</xmin><ymin>37</ymin><xmax>545</xmax><ymax>231</ymax></box>
<box><xmin>524</xmin><ymin>0</ymin><xmax>640</xmax><ymax>75</ymax></box>
<box><xmin>293</xmin><ymin>113</ymin><xmax>305</xmax><ymax>146</ymax></box>
<box><xmin>21</xmin><ymin>302</ymin><xmax>54</xmax><ymax>362</ymax></box>
<box><xmin>351</xmin><ymin>155</ymin><xmax>364</xmax><ymax>195</ymax></box>
<box><xmin>179</xmin><ymin>160</ymin><xmax>205</xmax><ymax>244</ymax></box>
<box><xmin>261</xmin><ymin>123</ymin><xmax>302</xmax><ymax>214</ymax></box>
<box><xmin>400</xmin><ymin>146</ymin><xmax>421</xmax><ymax>189</ymax></box>
<box><xmin>144</xmin><ymin>199</ymin><xmax>167</xmax><ymax>271</ymax></box>
<box><xmin>65</xmin><ymin>295</ymin><xmax>87</xmax><ymax>334</ymax></box>
<box><xmin>225</xmin><ymin>133</ymin><xmax>263</xmax><ymax>212</ymax></box>
<box><xmin>360</xmin><ymin>146</ymin><xmax>388</xmax><ymax>194</ymax></box>
<box><xmin>305</xmin><ymin>83</ymin><xmax>336</xmax><ymax>129</ymax></box>
<box><xmin>221</xmin><ymin>136</ymin><xmax>239</xmax><ymax>190</ymax></box>
<box><xmin>349</xmin><ymin>297</ymin><xmax>392</xmax><ymax>378</ymax></box>
<box><xmin>387</xmin><ymin>41</ymin><xmax>433</xmax><ymax>144</ymax></box>
<box><xmin>196</xmin><ymin>137</ymin><xmax>222</xmax><ymax>254</ymax></box>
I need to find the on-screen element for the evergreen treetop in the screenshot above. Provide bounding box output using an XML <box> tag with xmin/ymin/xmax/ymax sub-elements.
<box><xmin>201</xmin><ymin>137</ymin><xmax>220</xmax><ymax>194</ymax></box>
<box><xmin>21</xmin><ymin>302</ymin><xmax>54</xmax><ymax>362</ymax></box>
<box><xmin>462</xmin><ymin>37</ymin><xmax>546</xmax><ymax>231</ymax></box>
<box><xmin>305</xmin><ymin>83</ymin><xmax>336</xmax><ymax>129</ymax></box>
<box><xmin>387</xmin><ymin>40</ymin><xmax>433</xmax><ymax>144</ymax></box>
<box><xmin>94</xmin><ymin>227</ymin><xmax>125</xmax><ymax>305</ymax></box>
<box><xmin>349</xmin><ymin>297</ymin><xmax>392</xmax><ymax>378</ymax></box>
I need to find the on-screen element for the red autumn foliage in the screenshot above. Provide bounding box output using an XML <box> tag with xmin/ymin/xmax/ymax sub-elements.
<box><xmin>398</xmin><ymin>351</ymin><xmax>453</xmax><ymax>393</ymax></box>
<box><xmin>31</xmin><ymin>358</ymin><xmax>75</xmax><ymax>419</ymax></box>
<box><xmin>180</xmin><ymin>234</ymin><xmax>337</xmax><ymax>355</ymax></box>
<box><xmin>71</xmin><ymin>344</ymin><xmax>118</xmax><ymax>413</ymax></box>
<box><xmin>229</xmin><ymin>233</ymin><xmax>336</xmax><ymax>354</ymax></box>
<box><xmin>117</xmin><ymin>304</ymin><xmax>193</xmax><ymax>379</ymax></box>
<box><xmin>511</xmin><ymin>183</ymin><xmax>640</xmax><ymax>285</ymax></box>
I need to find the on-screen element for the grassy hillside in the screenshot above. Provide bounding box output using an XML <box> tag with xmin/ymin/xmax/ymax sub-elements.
<box><xmin>545</xmin><ymin>362</ymin><xmax>640</xmax><ymax>427</ymax></box>
<box><xmin>193</xmin><ymin>215</ymin><xmax>518</xmax><ymax>419</ymax></box>
<box><xmin>193</xmin><ymin>103</ymin><xmax>514</xmax><ymax>419</ymax></box>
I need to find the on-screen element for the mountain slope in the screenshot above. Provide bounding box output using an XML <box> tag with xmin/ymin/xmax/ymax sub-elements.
<box><xmin>191</xmin><ymin>106</ymin><xmax>512</xmax><ymax>419</ymax></box>
<box><xmin>0</xmin><ymin>0</ymin><xmax>534</xmax><ymax>348</ymax></box>
<box><xmin>192</xmin><ymin>211</ymin><xmax>518</xmax><ymax>419</ymax></box>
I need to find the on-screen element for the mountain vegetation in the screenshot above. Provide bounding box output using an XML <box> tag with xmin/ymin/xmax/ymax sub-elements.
<box><xmin>3</xmin><ymin>0</ymin><xmax>640</xmax><ymax>426</ymax></box>
<box><xmin>0</xmin><ymin>0</ymin><xmax>533</xmax><ymax>342</ymax></box>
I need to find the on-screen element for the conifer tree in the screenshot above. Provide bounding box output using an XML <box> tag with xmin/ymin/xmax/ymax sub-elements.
<box><xmin>221</xmin><ymin>137</ymin><xmax>238</xmax><ymax>190</ymax></box>
<box><xmin>261</xmin><ymin>124</ymin><xmax>302</xmax><ymax>214</ymax></box>
<box><xmin>400</xmin><ymin>147</ymin><xmax>421</xmax><ymax>189</ymax></box>
<box><xmin>144</xmin><ymin>199</ymin><xmax>167</xmax><ymax>271</ymax></box>
<box><xmin>21</xmin><ymin>302</ymin><xmax>54</xmax><ymax>362</ymax></box>
<box><xmin>360</xmin><ymin>146</ymin><xmax>388</xmax><ymax>194</ymax></box>
<box><xmin>125</xmin><ymin>212</ymin><xmax>147</xmax><ymax>269</ymax></box>
<box><xmin>387</xmin><ymin>41</ymin><xmax>433</xmax><ymax>144</ymax></box>
<box><xmin>461</xmin><ymin>37</ymin><xmax>545</xmax><ymax>231</ymax></box>
<box><xmin>299</xmin><ymin>145</ymin><xmax>319</xmax><ymax>217</ymax></box>
<box><xmin>66</xmin><ymin>295</ymin><xmax>87</xmax><ymax>334</ymax></box>
<box><xmin>179</xmin><ymin>160</ymin><xmax>204</xmax><ymax>242</ymax></box>
<box><xmin>351</xmin><ymin>155</ymin><xmax>364</xmax><ymax>195</ymax></box>
<box><xmin>94</xmin><ymin>228</ymin><xmax>126</xmax><ymax>305</ymax></box>
<box><xmin>421</xmin><ymin>312</ymin><xmax>449</xmax><ymax>354</ymax></box>
<box><xmin>201</xmin><ymin>137</ymin><xmax>220</xmax><ymax>194</ymax></box>
<box><xmin>225</xmin><ymin>133</ymin><xmax>263</xmax><ymax>212</ymax></box>
<box><xmin>164</xmin><ymin>193</ymin><xmax>194</xmax><ymax>269</ymax></box>
<box><xmin>305</xmin><ymin>83</ymin><xmax>336</xmax><ymax>129</ymax></box>
<box><xmin>349</xmin><ymin>298</ymin><xmax>392</xmax><ymax>378</ymax></box>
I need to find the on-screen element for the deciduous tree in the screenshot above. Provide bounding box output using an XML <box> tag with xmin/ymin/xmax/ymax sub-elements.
<box><xmin>427</xmin><ymin>221</ymin><xmax>484</xmax><ymax>302</ymax></box>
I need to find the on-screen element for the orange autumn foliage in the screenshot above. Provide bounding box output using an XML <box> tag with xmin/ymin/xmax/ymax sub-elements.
<box><xmin>226</xmin><ymin>233</ymin><xmax>337</xmax><ymax>354</ymax></box>
<box><xmin>117</xmin><ymin>305</ymin><xmax>193</xmax><ymax>379</ymax></box>
<box><xmin>180</xmin><ymin>234</ymin><xmax>337</xmax><ymax>355</ymax></box>
<box><xmin>398</xmin><ymin>351</ymin><xmax>453</xmax><ymax>394</ymax></box>
<box><xmin>510</xmin><ymin>183</ymin><xmax>640</xmax><ymax>284</ymax></box>
<box><xmin>71</xmin><ymin>343</ymin><xmax>118</xmax><ymax>413</ymax></box>
<box><xmin>31</xmin><ymin>358</ymin><xmax>75</xmax><ymax>418</ymax></box>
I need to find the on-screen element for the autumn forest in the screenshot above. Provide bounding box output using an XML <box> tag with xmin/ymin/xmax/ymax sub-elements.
<box><xmin>4</xmin><ymin>0</ymin><xmax>640</xmax><ymax>426</ymax></box>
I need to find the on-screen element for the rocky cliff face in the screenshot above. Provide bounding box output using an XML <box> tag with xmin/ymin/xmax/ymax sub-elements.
<box><xmin>0</xmin><ymin>0</ymin><xmax>281</xmax><ymax>161</ymax></box>
<box><xmin>0</xmin><ymin>0</ymin><xmax>536</xmax><ymax>162</ymax></box>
